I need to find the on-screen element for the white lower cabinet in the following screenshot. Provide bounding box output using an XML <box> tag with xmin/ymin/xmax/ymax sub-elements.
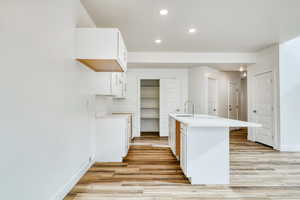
<box><xmin>169</xmin><ymin>117</ymin><xmax>176</xmax><ymax>155</ymax></box>
<box><xmin>170</xmin><ymin>121</ymin><xmax>230</xmax><ymax>184</ymax></box>
<box><xmin>180</xmin><ymin>124</ymin><xmax>188</xmax><ymax>177</ymax></box>
<box><xmin>95</xmin><ymin>116</ymin><xmax>130</xmax><ymax>162</ymax></box>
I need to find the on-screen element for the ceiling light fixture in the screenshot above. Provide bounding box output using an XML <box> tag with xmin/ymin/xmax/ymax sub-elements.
<box><xmin>155</xmin><ymin>39</ymin><xmax>162</xmax><ymax>44</ymax></box>
<box><xmin>160</xmin><ymin>9</ymin><xmax>168</xmax><ymax>16</ymax></box>
<box><xmin>188</xmin><ymin>28</ymin><xmax>197</xmax><ymax>33</ymax></box>
<box><xmin>239</xmin><ymin>66</ymin><xmax>244</xmax><ymax>72</ymax></box>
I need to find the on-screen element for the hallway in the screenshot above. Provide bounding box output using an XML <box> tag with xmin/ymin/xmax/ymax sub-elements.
<box><xmin>65</xmin><ymin>130</ymin><xmax>300</xmax><ymax>200</ymax></box>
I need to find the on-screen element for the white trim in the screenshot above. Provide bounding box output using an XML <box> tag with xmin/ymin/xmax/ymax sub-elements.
<box><xmin>128</xmin><ymin>52</ymin><xmax>257</xmax><ymax>64</ymax></box>
<box><xmin>136</xmin><ymin>76</ymin><xmax>178</xmax><ymax>137</ymax></box>
<box><xmin>51</xmin><ymin>158</ymin><xmax>95</xmax><ymax>200</ymax></box>
<box><xmin>247</xmin><ymin>45</ymin><xmax>280</xmax><ymax>150</ymax></box>
<box><xmin>280</xmin><ymin>145</ymin><xmax>300</xmax><ymax>152</ymax></box>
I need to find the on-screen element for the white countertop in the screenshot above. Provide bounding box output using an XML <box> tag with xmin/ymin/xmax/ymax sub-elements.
<box><xmin>169</xmin><ymin>113</ymin><xmax>262</xmax><ymax>128</ymax></box>
<box><xmin>95</xmin><ymin>113</ymin><xmax>130</xmax><ymax>119</ymax></box>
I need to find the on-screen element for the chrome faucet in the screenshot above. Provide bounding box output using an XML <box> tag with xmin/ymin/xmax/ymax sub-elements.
<box><xmin>184</xmin><ymin>100</ymin><xmax>195</xmax><ymax>118</ymax></box>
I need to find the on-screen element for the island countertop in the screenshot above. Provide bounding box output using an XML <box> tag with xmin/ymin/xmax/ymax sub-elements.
<box><xmin>169</xmin><ymin>113</ymin><xmax>261</xmax><ymax>128</ymax></box>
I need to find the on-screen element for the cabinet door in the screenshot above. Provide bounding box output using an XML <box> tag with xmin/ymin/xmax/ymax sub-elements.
<box><xmin>119</xmin><ymin>73</ymin><xmax>126</xmax><ymax>98</ymax></box>
<box><xmin>113</xmin><ymin>73</ymin><xmax>127</xmax><ymax>98</ymax></box>
<box><xmin>111</xmin><ymin>72</ymin><xmax>119</xmax><ymax>95</ymax></box>
<box><xmin>180</xmin><ymin>129</ymin><xmax>185</xmax><ymax>173</ymax></box>
<box><xmin>169</xmin><ymin>117</ymin><xmax>176</xmax><ymax>154</ymax></box>
<box><xmin>117</xmin><ymin>32</ymin><xmax>127</xmax><ymax>71</ymax></box>
<box><xmin>94</xmin><ymin>72</ymin><xmax>113</xmax><ymax>95</ymax></box>
<box><xmin>123</xmin><ymin>120</ymin><xmax>129</xmax><ymax>157</ymax></box>
<box><xmin>122</xmin><ymin>73</ymin><xmax>127</xmax><ymax>98</ymax></box>
<box><xmin>183</xmin><ymin>131</ymin><xmax>188</xmax><ymax>176</ymax></box>
<box><xmin>180</xmin><ymin>126</ymin><xmax>188</xmax><ymax>176</ymax></box>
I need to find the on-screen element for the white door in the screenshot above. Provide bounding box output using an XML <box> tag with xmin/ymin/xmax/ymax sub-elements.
<box><xmin>253</xmin><ymin>71</ymin><xmax>273</xmax><ymax>146</ymax></box>
<box><xmin>160</xmin><ymin>79</ymin><xmax>180</xmax><ymax>137</ymax></box>
<box><xmin>207</xmin><ymin>78</ymin><xmax>218</xmax><ymax>115</ymax></box>
<box><xmin>228</xmin><ymin>82</ymin><xmax>240</xmax><ymax>120</ymax></box>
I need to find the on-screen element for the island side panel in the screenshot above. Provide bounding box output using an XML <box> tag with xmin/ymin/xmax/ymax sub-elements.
<box><xmin>169</xmin><ymin>116</ymin><xmax>176</xmax><ymax>156</ymax></box>
<box><xmin>187</xmin><ymin>127</ymin><xmax>230</xmax><ymax>184</ymax></box>
<box><xmin>176</xmin><ymin>120</ymin><xmax>181</xmax><ymax>158</ymax></box>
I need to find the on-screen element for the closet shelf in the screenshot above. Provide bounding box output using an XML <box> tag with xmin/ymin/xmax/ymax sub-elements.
<box><xmin>141</xmin><ymin>96</ymin><xmax>159</xmax><ymax>99</ymax></box>
<box><xmin>141</xmin><ymin>117</ymin><xmax>160</xmax><ymax>119</ymax></box>
<box><xmin>140</xmin><ymin>80</ymin><xmax>160</xmax><ymax>132</ymax></box>
<box><xmin>141</xmin><ymin>114</ymin><xmax>159</xmax><ymax>119</ymax></box>
<box><xmin>141</xmin><ymin>86</ymin><xmax>159</xmax><ymax>88</ymax></box>
<box><xmin>141</xmin><ymin>107</ymin><xmax>159</xmax><ymax>109</ymax></box>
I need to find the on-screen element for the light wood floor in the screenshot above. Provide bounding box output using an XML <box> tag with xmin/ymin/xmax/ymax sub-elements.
<box><xmin>65</xmin><ymin>129</ymin><xmax>300</xmax><ymax>200</ymax></box>
<box><xmin>132</xmin><ymin>132</ymin><xmax>168</xmax><ymax>146</ymax></box>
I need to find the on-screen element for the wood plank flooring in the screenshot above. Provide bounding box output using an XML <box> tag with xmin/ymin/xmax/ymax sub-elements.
<box><xmin>132</xmin><ymin>132</ymin><xmax>168</xmax><ymax>145</ymax></box>
<box><xmin>65</xmin><ymin>129</ymin><xmax>300</xmax><ymax>200</ymax></box>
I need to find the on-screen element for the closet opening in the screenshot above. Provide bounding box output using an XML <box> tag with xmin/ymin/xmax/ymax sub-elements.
<box><xmin>140</xmin><ymin>79</ymin><xmax>160</xmax><ymax>137</ymax></box>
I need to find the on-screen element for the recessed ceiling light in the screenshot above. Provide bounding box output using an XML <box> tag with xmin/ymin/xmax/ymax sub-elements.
<box><xmin>188</xmin><ymin>28</ymin><xmax>197</xmax><ymax>33</ymax></box>
<box><xmin>160</xmin><ymin>9</ymin><xmax>168</xmax><ymax>16</ymax></box>
<box><xmin>155</xmin><ymin>39</ymin><xmax>162</xmax><ymax>44</ymax></box>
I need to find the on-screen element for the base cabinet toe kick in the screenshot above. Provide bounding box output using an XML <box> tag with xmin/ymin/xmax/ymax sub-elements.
<box><xmin>169</xmin><ymin>114</ymin><xmax>261</xmax><ymax>185</ymax></box>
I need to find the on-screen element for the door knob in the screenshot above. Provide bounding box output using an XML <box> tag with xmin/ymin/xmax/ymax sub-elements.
<box><xmin>253</xmin><ymin>110</ymin><xmax>257</xmax><ymax>113</ymax></box>
<box><xmin>213</xmin><ymin>109</ymin><xmax>216</xmax><ymax>112</ymax></box>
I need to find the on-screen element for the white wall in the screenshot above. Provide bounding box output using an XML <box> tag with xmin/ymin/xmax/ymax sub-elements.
<box><xmin>77</xmin><ymin>1</ymin><xmax>96</xmax><ymax>28</ymax></box>
<box><xmin>279</xmin><ymin>36</ymin><xmax>300</xmax><ymax>151</ymax></box>
<box><xmin>189</xmin><ymin>67</ymin><xmax>241</xmax><ymax>118</ymax></box>
<box><xmin>0</xmin><ymin>1</ymin><xmax>96</xmax><ymax>199</ymax></box>
<box><xmin>103</xmin><ymin>68</ymin><xmax>189</xmax><ymax>137</ymax></box>
<box><xmin>247</xmin><ymin>45</ymin><xmax>280</xmax><ymax>149</ymax></box>
<box><xmin>188</xmin><ymin>67</ymin><xmax>207</xmax><ymax>114</ymax></box>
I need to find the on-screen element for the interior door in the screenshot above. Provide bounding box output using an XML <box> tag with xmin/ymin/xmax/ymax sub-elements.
<box><xmin>228</xmin><ymin>82</ymin><xmax>240</xmax><ymax>120</ymax></box>
<box><xmin>160</xmin><ymin>79</ymin><xmax>180</xmax><ymax>137</ymax></box>
<box><xmin>253</xmin><ymin>71</ymin><xmax>273</xmax><ymax>146</ymax></box>
<box><xmin>207</xmin><ymin>78</ymin><xmax>218</xmax><ymax>115</ymax></box>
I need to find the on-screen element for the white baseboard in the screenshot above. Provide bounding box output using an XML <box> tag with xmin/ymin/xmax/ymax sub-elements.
<box><xmin>51</xmin><ymin>157</ymin><xmax>95</xmax><ymax>200</ymax></box>
<box><xmin>280</xmin><ymin>145</ymin><xmax>300</xmax><ymax>152</ymax></box>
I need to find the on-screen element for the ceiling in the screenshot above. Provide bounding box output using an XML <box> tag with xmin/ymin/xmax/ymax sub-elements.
<box><xmin>82</xmin><ymin>0</ymin><xmax>300</xmax><ymax>53</ymax></box>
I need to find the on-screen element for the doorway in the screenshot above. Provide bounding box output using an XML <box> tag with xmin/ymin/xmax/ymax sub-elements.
<box><xmin>228</xmin><ymin>81</ymin><xmax>240</xmax><ymax>120</ymax></box>
<box><xmin>208</xmin><ymin>77</ymin><xmax>218</xmax><ymax>115</ymax></box>
<box><xmin>252</xmin><ymin>71</ymin><xmax>274</xmax><ymax>147</ymax></box>
<box><xmin>140</xmin><ymin>80</ymin><xmax>160</xmax><ymax>136</ymax></box>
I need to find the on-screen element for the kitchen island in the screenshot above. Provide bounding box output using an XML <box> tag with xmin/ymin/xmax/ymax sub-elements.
<box><xmin>169</xmin><ymin>113</ymin><xmax>261</xmax><ymax>184</ymax></box>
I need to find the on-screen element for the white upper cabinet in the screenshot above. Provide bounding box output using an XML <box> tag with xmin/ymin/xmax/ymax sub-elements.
<box><xmin>75</xmin><ymin>28</ymin><xmax>127</xmax><ymax>72</ymax></box>
<box><xmin>114</xmin><ymin>73</ymin><xmax>127</xmax><ymax>98</ymax></box>
<box><xmin>93</xmin><ymin>72</ymin><xmax>127</xmax><ymax>97</ymax></box>
<box><xmin>93</xmin><ymin>72</ymin><xmax>119</xmax><ymax>96</ymax></box>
